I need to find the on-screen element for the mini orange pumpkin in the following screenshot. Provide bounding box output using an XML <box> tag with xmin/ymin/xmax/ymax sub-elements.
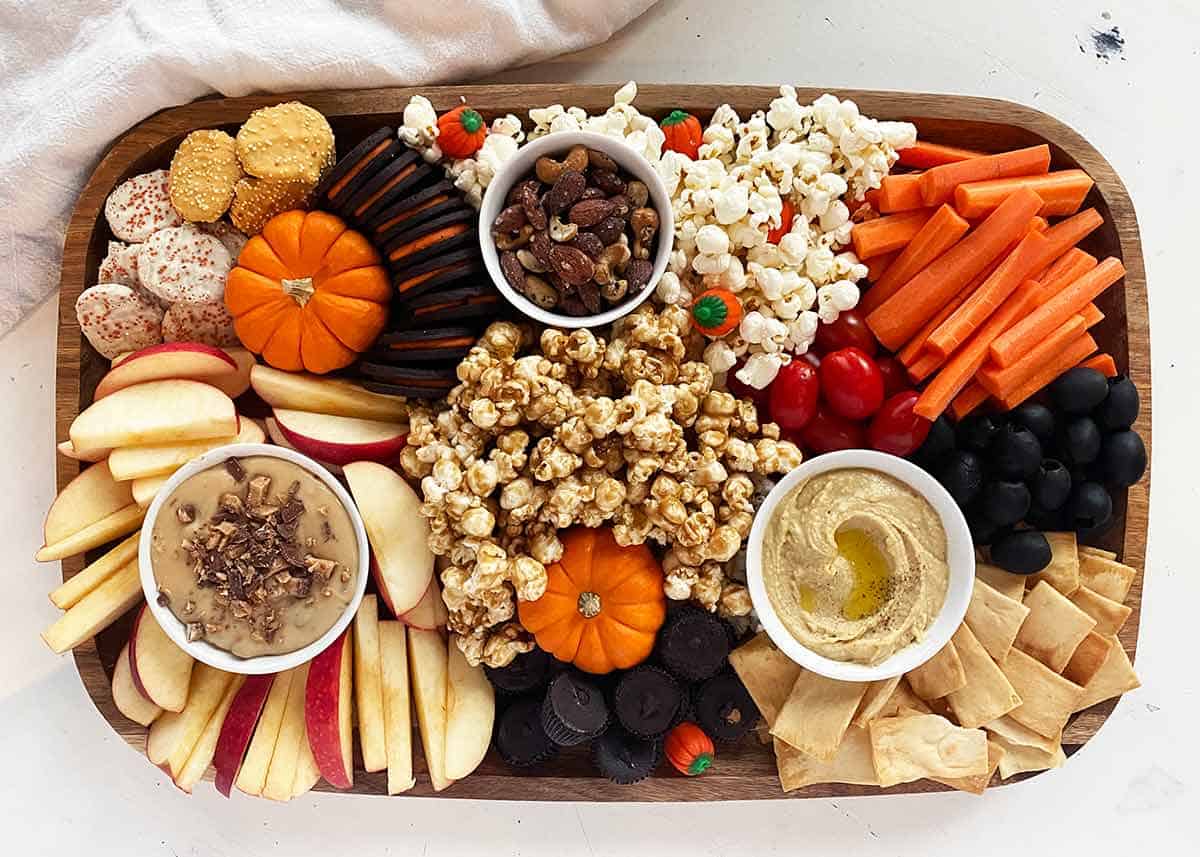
<box><xmin>437</xmin><ymin>105</ymin><xmax>487</xmax><ymax>159</ymax></box>
<box><xmin>224</xmin><ymin>210</ymin><xmax>390</xmax><ymax>374</ymax></box>
<box><xmin>660</xmin><ymin>110</ymin><xmax>703</xmax><ymax>159</ymax></box>
<box><xmin>519</xmin><ymin>527</ymin><xmax>666</xmax><ymax>674</ymax></box>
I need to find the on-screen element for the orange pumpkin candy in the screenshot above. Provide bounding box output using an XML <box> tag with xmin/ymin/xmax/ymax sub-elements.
<box><xmin>437</xmin><ymin>105</ymin><xmax>487</xmax><ymax>159</ymax></box>
<box><xmin>224</xmin><ymin>210</ymin><xmax>390</xmax><ymax>374</ymax></box>
<box><xmin>518</xmin><ymin>527</ymin><xmax>666</xmax><ymax>675</ymax></box>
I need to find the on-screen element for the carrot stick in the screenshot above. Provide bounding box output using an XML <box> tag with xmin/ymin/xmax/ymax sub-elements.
<box><xmin>913</xmin><ymin>280</ymin><xmax>1044</xmax><ymax>420</ymax></box>
<box><xmin>1037</xmin><ymin>247</ymin><xmax>1097</xmax><ymax>293</ymax></box>
<box><xmin>866</xmin><ymin>187</ymin><xmax>1043</xmax><ymax>350</ymax></box>
<box><xmin>954</xmin><ymin>170</ymin><xmax>1094</xmax><ymax>219</ymax></box>
<box><xmin>989</xmin><ymin>257</ymin><xmax>1125</xmax><ymax>367</ymax></box>
<box><xmin>860</xmin><ymin>204</ymin><xmax>971</xmax><ymax>314</ymax></box>
<box><xmin>1081</xmin><ymin>303</ymin><xmax>1104</xmax><ymax>327</ymax></box>
<box><xmin>1034</xmin><ymin>207</ymin><xmax>1104</xmax><ymax>262</ymax></box>
<box><xmin>863</xmin><ymin>188</ymin><xmax>882</xmax><ymax>209</ymax></box>
<box><xmin>1079</xmin><ymin>353</ymin><xmax>1118</xmax><ymax>377</ymax></box>
<box><xmin>897</xmin><ymin>141</ymin><xmax>985</xmax><ymax>169</ymax></box>
<box><xmin>908</xmin><ymin>350</ymin><xmax>946</xmax><ymax>383</ymax></box>
<box><xmin>920</xmin><ymin>145</ymin><xmax>1051</xmax><ymax>206</ymax></box>
<box><xmin>925</xmin><ymin>230</ymin><xmax>1051</xmax><ymax>357</ymax></box>
<box><xmin>878</xmin><ymin>174</ymin><xmax>927</xmax><ymax>213</ymax></box>
<box><xmin>851</xmin><ymin>209</ymin><xmax>935</xmax><ymax>259</ymax></box>
<box><xmin>951</xmin><ymin>382</ymin><xmax>990</xmax><ymax>420</ymax></box>
<box><xmin>899</xmin><ymin>289</ymin><xmax>972</xmax><ymax>366</ymax></box>
<box><xmin>996</xmin><ymin>334</ymin><xmax>1098</xmax><ymax>409</ymax></box>
<box><xmin>865</xmin><ymin>251</ymin><xmax>898</xmax><ymax>283</ymax></box>
<box><xmin>977</xmin><ymin>314</ymin><xmax>1089</xmax><ymax>397</ymax></box>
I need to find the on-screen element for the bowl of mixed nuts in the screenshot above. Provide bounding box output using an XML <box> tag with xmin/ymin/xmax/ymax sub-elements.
<box><xmin>480</xmin><ymin>130</ymin><xmax>673</xmax><ymax>328</ymax></box>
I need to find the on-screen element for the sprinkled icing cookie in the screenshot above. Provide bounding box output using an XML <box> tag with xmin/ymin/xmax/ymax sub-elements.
<box><xmin>76</xmin><ymin>283</ymin><xmax>164</xmax><ymax>359</ymax></box>
<box><xmin>97</xmin><ymin>241</ymin><xmax>142</xmax><ymax>288</ymax></box>
<box><xmin>229</xmin><ymin>175</ymin><xmax>313</xmax><ymax>235</ymax></box>
<box><xmin>169</xmin><ymin>130</ymin><xmax>243</xmax><ymax>222</ymax></box>
<box><xmin>137</xmin><ymin>224</ymin><xmax>232</xmax><ymax>304</ymax></box>
<box><xmin>197</xmin><ymin>220</ymin><xmax>248</xmax><ymax>260</ymax></box>
<box><xmin>236</xmin><ymin>101</ymin><xmax>335</xmax><ymax>184</ymax></box>
<box><xmin>161</xmin><ymin>300</ymin><xmax>238</xmax><ymax>347</ymax></box>
<box><xmin>104</xmin><ymin>169</ymin><xmax>183</xmax><ymax>242</ymax></box>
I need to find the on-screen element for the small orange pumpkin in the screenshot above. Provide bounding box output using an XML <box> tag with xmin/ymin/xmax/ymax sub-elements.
<box><xmin>518</xmin><ymin>527</ymin><xmax>666</xmax><ymax>675</ymax></box>
<box><xmin>437</xmin><ymin>105</ymin><xmax>487</xmax><ymax>159</ymax></box>
<box><xmin>660</xmin><ymin>110</ymin><xmax>703</xmax><ymax>159</ymax></box>
<box><xmin>664</xmin><ymin>722</ymin><xmax>715</xmax><ymax>776</ymax></box>
<box><xmin>224</xmin><ymin>210</ymin><xmax>390</xmax><ymax>374</ymax></box>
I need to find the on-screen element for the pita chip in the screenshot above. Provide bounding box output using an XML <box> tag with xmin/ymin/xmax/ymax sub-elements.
<box><xmin>1000</xmin><ymin>648</ymin><xmax>1085</xmax><ymax>737</ymax></box>
<box><xmin>984</xmin><ymin>713</ymin><xmax>1061</xmax><ymax>755</ymax></box>
<box><xmin>1068</xmin><ymin>585</ymin><xmax>1132</xmax><ymax>636</ymax></box>
<box><xmin>852</xmin><ymin>676</ymin><xmax>903</xmax><ymax>729</ymax></box>
<box><xmin>774</xmin><ymin>729</ymin><xmax>879</xmax><ymax>792</ymax></box>
<box><xmin>993</xmin><ymin>733</ymin><xmax>1066</xmax><ymax>779</ymax></box>
<box><xmin>1015</xmin><ymin>581</ymin><xmax>1097</xmax><ymax>671</ymax></box>
<box><xmin>905</xmin><ymin>640</ymin><xmax>967</xmax><ymax>700</ymax></box>
<box><xmin>975</xmin><ymin>562</ymin><xmax>1027</xmax><ymax>603</ymax></box>
<box><xmin>1073</xmin><ymin>636</ymin><xmax>1141</xmax><ymax>712</ymax></box>
<box><xmin>1077</xmin><ymin>545</ymin><xmax>1116</xmax><ymax>561</ymax></box>
<box><xmin>771</xmin><ymin>672</ymin><xmax>868</xmax><ymax>761</ymax></box>
<box><xmin>1062</xmin><ymin>631</ymin><xmax>1114</xmax><ymax>687</ymax></box>
<box><xmin>1028</xmin><ymin>531</ymin><xmax>1080</xmax><ymax>595</ymax></box>
<box><xmin>946</xmin><ymin>623</ymin><xmax>1022</xmax><ymax>728</ymax></box>
<box><xmin>932</xmin><ymin>739</ymin><xmax>1005</xmax><ymax>795</ymax></box>
<box><xmin>964</xmin><ymin>577</ymin><xmax>1030</xmax><ymax>661</ymax></box>
<box><xmin>729</xmin><ymin>633</ymin><xmax>803</xmax><ymax>727</ymax></box>
<box><xmin>1078</xmin><ymin>553</ymin><xmax>1137</xmax><ymax>603</ymax></box>
<box><xmin>868</xmin><ymin>714</ymin><xmax>989</xmax><ymax>787</ymax></box>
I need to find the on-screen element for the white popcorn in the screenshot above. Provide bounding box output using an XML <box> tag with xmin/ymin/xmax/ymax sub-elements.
<box><xmin>715</xmin><ymin>182</ymin><xmax>750</xmax><ymax>225</ymax></box>
<box><xmin>655</xmin><ymin>271</ymin><xmax>690</xmax><ymax>306</ymax></box>
<box><xmin>816</xmin><ymin>280</ymin><xmax>860</xmax><ymax>323</ymax></box>
<box><xmin>704</xmin><ymin>339</ymin><xmax>738</xmax><ymax>373</ymax></box>
<box><xmin>739</xmin><ymin>311</ymin><xmax>769</xmax><ymax>344</ymax></box>
<box><xmin>695</xmin><ymin>224</ymin><xmax>730</xmax><ymax>256</ymax></box>
<box><xmin>735</xmin><ymin>351</ymin><xmax>783</xmax><ymax>390</ymax></box>
<box><xmin>614</xmin><ymin>80</ymin><xmax>638</xmax><ymax>104</ymax></box>
<box><xmin>399</xmin><ymin>95</ymin><xmax>442</xmax><ymax>161</ymax></box>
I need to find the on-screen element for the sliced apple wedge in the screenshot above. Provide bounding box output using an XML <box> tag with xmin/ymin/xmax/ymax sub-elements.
<box><xmin>175</xmin><ymin>674</ymin><xmax>244</xmax><ymax>793</ymax></box>
<box><xmin>108</xmin><ymin>416</ymin><xmax>264</xmax><ymax>481</ymax></box>
<box><xmin>344</xmin><ymin>462</ymin><xmax>433</xmax><ymax>617</ymax></box>
<box><xmin>57</xmin><ymin>439</ymin><xmax>111</xmax><ymax>462</ymax></box>
<box><xmin>211</xmin><ymin>347</ymin><xmax>257</xmax><ymax>399</ymax></box>
<box><xmin>273</xmin><ymin>408</ymin><xmax>407</xmax><ymax>466</ymax></box>
<box><xmin>69</xmin><ymin>378</ymin><xmax>237</xmax><ymax>451</ymax></box>
<box><xmin>41</xmin><ymin>561</ymin><xmax>142</xmax><ymax>653</ymax></box>
<box><xmin>111</xmin><ymin>642</ymin><xmax>162</xmax><ymax>726</ymax></box>
<box><xmin>212</xmin><ymin>673</ymin><xmax>275</xmax><ymax>797</ymax></box>
<box><xmin>305</xmin><ymin>630</ymin><xmax>355</xmax><ymax>789</ymax></box>
<box><xmin>36</xmin><ymin>504</ymin><xmax>146</xmax><ymax>563</ymax></box>
<box><xmin>379</xmin><ymin>621</ymin><xmax>414</xmax><ymax>794</ymax></box>
<box><xmin>263</xmin><ymin>662</ymin><xmax>311</xmax><ymax>802</ymax></box>
<box><xmin>408</xmin><ymin>626</ymin><xmax>452</xmax><ymax>791</ymax></box>
<box><xmin>353</xmin><ymin>595</ymin><xmax>387</xmax><ymax>773</ymax></box>
<box><xmin>291</xmin><ymin>717</ymin><xmax>323</xmax><ymax>799</ymax></box>
<box><xmin>129</xmin><ymin>603</ymin><xmax>195</xmax><ymax>712</ymax></box>
<box><xmin>94</xmin><ymin>342</ymin><xmax>237</xmax><ymax>401</ymax></box>
<box><xmin>43</xmin><ymin>460</ymin><xmax>132</xmax><ymax>548</ymax></box>
<box><xmin>264</xmin><ymin>417</ymin><xmax>343</xmax><ymax>475</ymax></box>
<box><xmin>444</xmin><ymin>640</ymin><xmax>495</xmax><ymax>781</ymax></box>
<box><xmin>147</xmin><ymin>663</ymin><xmax>235</xmax><ymax>776</ymax></box>
<box><xmin>131</xmin><ymin>474</ymin><xmax>170</xmax><ymax>509</ymax></box>
<box><xmin>235</xmin><ymin>668</ymin><xmax>295</xmax><ymax>797</ymax></box>
<box><xmin>400</xmin><ymin>578</ymin><xmax>449</xmax><ymax>630</ymax></box>
<box><xmin>49</xmin><ymin>530</ymin><xmax>140</xmax><ymax>609</ymax></box>
<box><xmin>251</xmin><ymin>365</ymin><xmax>409</xmax><ymax>422</ymax></box>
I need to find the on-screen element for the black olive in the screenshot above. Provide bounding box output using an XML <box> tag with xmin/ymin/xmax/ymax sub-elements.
<box><xmin>1031</xmin><ymin>458</ymin><xmax>1072</xmax><ymax>510</ymax></box>
<box><xmin>1095</xmin><ymin>376</ymin><xmax>1139</xmax><ymax>430</ymax></box>
<box><xmin>1048</xmin><ymin>367</ymin><xmax>1109</xmax><ymax>414</ymax></box>
<box><xmin>1009</xmin><ymin>402</ymin><xmax>1055</xmax><ymax>443</ymax></box>
<box><xmin>911</xmin><ymin>415</ymin><xmax>955</xmax><ymax>467</ymax></box>
<box><xmin>980</xmin><ymin>479</ymin><xmax>1031</xmax><ymax>527</ymax></box>
<box><xmin>1100</xmin><ymin>430</ymin><xmax>1147</xmax><ymax>487</ymax></box>
<box><xmin>1060</xmin><ymin>416</ymin><xmax>1102</xmax><ymax>465</ymax></box>
<box><xmin>990</xmin><ymin>424</ymin><xmax>1042</xmax><ymax>480</ymax></box>
<box><xmin>936</xmin><ymin>450</ymin><xmax>985</xmax><ymax>507</ymax></box>
<box><xmin>967</xmin><ymin>507</ymin><xmax>1008</xmax><ymax>546</ymax></box>
<box><xmin>956</xmin><ymin>413</ymin><xmax>1002</xmax><ymax>452</ymax></box>
<box><xmin>991</xmin><ymin>530</ymin><xmax>1053</xmax><ymax>575</ymax></box>
<box><xmin>1063</xmin><ymin>481</ymin><xmax>1113</xmax><ymax>532</ymax></box>
<box><xmin>1025</xmin><ymin>500</ymin><xmax>1066</xmax><ymax>532</ymax></box>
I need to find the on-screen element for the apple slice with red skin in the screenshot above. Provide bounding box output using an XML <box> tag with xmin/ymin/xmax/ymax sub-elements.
<box><xmin>70</xmin><ymin>378</ymin><xmax>237</xmax><ymax>450</ymax></box>
<box><xmin>400</xmin><ymin>578</ymin><xmax>449</xmax><ymax>630</ymax></box>
<box><xmin>129</xmin><ymin>603</ymin><xmax>194</xmax><ymax>712</ymax></box>
<box><xmin>304</xmin><ymin>630</ymin><xmax>354</xmax><ymax>789</ymax></box>
<box><xmin>57</xmin><ymin>440</ymin><xmax>111</xmax><ymax>462</ymax></box>
<box><xmin>43</xmin><ymin>460</ymin><xmax>132</xmax><ymax>549</ymax></box>
<box><xmin>212</xmin><ymin>673</ymin><xmax>275</xmax><ymax>797</ymax></box>
<box><xmin>210</xmin><ymin>347</ymin><xmax>256</xmax><ymax>399</ymax></box>
<box><xmin>111</xmin><ymin>642</ymin><xmax>161</xmax><ymax>726</ymax></box>
<box><xmin>251</xmin><ymin>364</ymin><xmax>409</xmax><ymax>422</ymax></box>
<box><xmin>264</xmin><ymin>417</ymin><xmax>344</xmax><ymax>475</ymax></box>
<box><xmin>272</xmin><ymin>408</ymin><xmax>407</xmax><ymax>466</ymax></box>
<box><xmin>94</xmin><ymin>342</ymin><xmax>237</xmax><ymax>400</ymax></box>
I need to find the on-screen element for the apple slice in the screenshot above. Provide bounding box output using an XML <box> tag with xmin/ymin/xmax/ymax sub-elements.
<box><xmin>264</xmin><ymin>417</ymin><xmax>343</xmax><ymax>475</ymax></box>
<box><xmin>57</xmin><ymin>439</ymin><xmax>111</xmax><ymax>462</ymax></box>
<box><xmin>408</xmin><ymin>626</ymin><xmax>452</xmax><ymax>791</ymax></box>
<box><xmin>94</xmin><ymin>342</ymin><xmax>237</xmax><ymax>401</ymax></box>
<box><xmin>444</xmin><ymin>640</ymin><xmax>496</xmax><ymax>780</ymax></box>
<box><xmin>305</xmin><ymin>630</ymin><xmax>355</xmax><ymax>789</ymax></box>
<box><xmin>41</xmin><ymin>561</ymin><xmax>142</xmax><ymax>653</ymax></box>
<box><xmin>43</xmin><ymin>460</ymin><xmax>132</xmax><ymax>548</ymax></box>
<box><xmin>344</xmin><ymin>462</ymin><xmax>433</xmax><ymax>616</ymax></box>
<box><xmin>111</xmin><ymin>642</ymin><xmax>162</xmax><ymax>726</ymax></box>
<box><xmin>211</xmin><ymin>347</ymin><xmax>256</xmax><ymax>399</ymax></box>
<box><xmin>235</xmin><ymin>668</ymin><xmax>295</xmax><ymax>797</ymax></box>
<box><xmin>49</xmin><ymin>530</ymin><xmax>139</xmax><ymax>609</ymax></box>
<box><xmin>108</xmin><ymin>416</ymin><xmax>264</xmax><ymax>481</ymax></box>
<box><xmin>35</xmin><ymin>504</ymin><xmax>146</xmax><ymax>563</ymax></box>
<box><xmin>273</xmin><ymin>408</ymin><xmax>407</xmax><ymax>466</ymax></box>
<box><xmin>69</xmin><ymin>378</ymin><xmax>237</xmax><ymax>451</ymax></box>
<box><xmin>379</xmin><ymin>621</ymin><xmax>415</xmax><ymax>794</ymax></box>
<box><xmin>212</xmin><ymin>673</ymin><xmax>275</xmax><ymax>797</ymax></box>
<box><xmin>129</xmin><ymin>603</ymin><xmax>195</xmax><ymax>712</ymax></box>
<box><xmin>147</xmin><ymin>663</ymin><xmax>235</xmax><ymax>776</ymax></box>
<box><xmin>263</xmin><ymin>662</ymin><xmax>311</xmax><ymax>802</ymax></box>
<box><xmin>131</xmin><ymin>474</ymin><xmax>170</xmax><ymax>509</ymax></box>
<box><xmin>353</xmin><ymin>595</ymin><xmax>387</xmax><ymax>773</ymax></box>
<box><xmin>400</xmin><ymin>578</ymin><xmax>449</xmax><ymax>630</ymax></box>
<box><xmin>291</xmin><ymin>718</ymin><xmax>323</xmax><ymax>798</ymax></box>
<box><xmin>174</xmin><ymin>674</ymin><xmax>244</xmax><ymax>793</ymax></box>
<box><xmin>251</xmin><ymin>365</ymin><xmax>409</xmax><ymax>422</ymax></box>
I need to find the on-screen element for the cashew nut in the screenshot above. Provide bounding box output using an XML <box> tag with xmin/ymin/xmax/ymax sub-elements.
<box><xmin>520</xmin><ymin>274</ymin><xmax>559</xmax><ymax>309</ymax></box>
<box><xmin>592</xmin><ymin>243</ymin><xmax>631</xmax><ymax>286</ymax></box>
<box><xmin>630</xmin><ymin>207</ymin><xmax>660</xmax><ymax>260</ymax></box>
<box><xmin>600</xmin><ymin>278</ymin><xmax>629</xmax><ymax>303</ymax></box>
<box><xmin>495</xmin><ymin>224</ymin><xmax>534</xmax><ymax>250</ymax></box>
<box><xmin>548</xmin><ymin>215</ymin><xmax>578</xmax><ymax>243</ymax></box>
<box><xmin>626</xmin><ymin>180</ymin><xmax>649</xmax><ymax>209</ymax></box>
<box><xmin>516</xmin><ymin>248</ymin><xmax>547</xmax><ymax>273</ymax></box>
<box><xmin>534</xmin><ymin>145</ymin><xmax>588</xmax><ymax>184</ymax></box>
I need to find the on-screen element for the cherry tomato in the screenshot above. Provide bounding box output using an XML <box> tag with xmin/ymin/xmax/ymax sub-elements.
<box><xmin>812</xmin><ymin>309</ymin><xmax>877</xmax><ymax>357</ymax></box>
<box><xmin>800</xmin><ymin>351</ymin><xmax>821</xmax><ymax>369</ymax></box>
<box><xmin>767</xmin><ymin>198</ymin><xmax>795</xmax><ymax>243</ymax></box>
<box><xmin>768</xmin><ymin>360</ymin><xmax>820</xmax><ymax>431</ymax></box>
<box><xmin>819</xmin><ymin>347</ymin><xmax>885</xmax><ymax>420</ymax></box>
<box><xmin>799</xmin><ymin>406</ymin><xmax>867</xmax><ymax>454</ymax></box>
<box><xmin>876</xmin><ymin>355</ymin><xmax>910</xmax><ymax>399</ymax></box>
<box><xmin>868</xmin><ymin>391</ymin><xmax>932</xmax><ymax>456</ymax></box>
<box><xmin>726</xmin><ymin>359</ymin><xmax>772</xmax><ymax>416</ymax></box>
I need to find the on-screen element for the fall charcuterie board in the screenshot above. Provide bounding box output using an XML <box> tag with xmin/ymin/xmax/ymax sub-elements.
<box><xmin>53</xmin><ymin>84</ymin><xmax>1150</xmax><ymax>800</ymax></box>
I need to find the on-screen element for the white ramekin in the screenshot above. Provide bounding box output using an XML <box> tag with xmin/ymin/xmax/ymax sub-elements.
<box><xmin>478</xmin><ymin>130</ymin><xmax>674</xmax><ymax>328</ymax></box>
<box><xmin>138</xmin><ymin>443</ymin><xmax>369</xmax><ymax>675</ymax></box>
<box><xmin>745</xmin><ymin>449</ymin><xmax>974</xmax><ymax>682</ymax></box>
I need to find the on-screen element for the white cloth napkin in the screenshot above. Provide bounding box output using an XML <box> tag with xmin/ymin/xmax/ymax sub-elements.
<box><xmin>0</xmin><ymin>0</ymin><xmax>655</xmax><ymax>338</ymax></box>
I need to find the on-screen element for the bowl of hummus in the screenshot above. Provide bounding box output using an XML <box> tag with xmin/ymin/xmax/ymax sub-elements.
<box><xmin>745</xmin><ymin>449</ymin><xmax>974</xmax><ymax>681</ymax></box>
<box><xmin>138</xmin><ymin>443</ymin><xmax>369</xmax><ymax>675</ymax></box>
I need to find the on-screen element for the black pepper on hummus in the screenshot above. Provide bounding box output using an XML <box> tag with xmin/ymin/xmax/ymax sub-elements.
<box><xmin>761</xmin><ymin>468</ymin><xmax>949</xmax><ymax>666</ymax></box>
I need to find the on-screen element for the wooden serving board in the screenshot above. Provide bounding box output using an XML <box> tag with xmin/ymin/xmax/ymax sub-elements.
<box><xmin>54</xmin><ymin>84</ymin><xmax>1151</xmax><ymax>801</ymax></box>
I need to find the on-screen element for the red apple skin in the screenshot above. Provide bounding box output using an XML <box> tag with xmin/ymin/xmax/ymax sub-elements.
<box><xmin>370</xmin><ymin>553</ymin><xmax>398</xmax><ymax>618</ymax></box>
<box><xmin>94</xmin><ymin>342</ymin><xmax>237</xmax><ymax>399</ymax></box>
<box><xmin>304</xmin><ymin>632</ymin><xmax>353</xmax><ymax>789</ymax></box>
<box><xmin>127</xmin><ymin>606</ymin><xmax>152</xmax><ymax>701</ymax></box>
<box><xmin>273</xmin><ymin>414</ymin><xmax>406</xmax><ymax>467</ymax></box>
<box><xmin>400</xmin><ymin>579</ymin><xmax>446</xmax><ymax>630</ymax></box>
<box><xmin>212</xmin><ymin>674</ymin><xmax>275</xmax><ymax>798</ymax></box>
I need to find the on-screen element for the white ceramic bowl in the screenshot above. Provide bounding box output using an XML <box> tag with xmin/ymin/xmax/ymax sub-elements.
<box><xmin>138</xmin><ymin>443</ymin><xmax>370</xmax><ymax>675</ymax></box>
<box><xmin>745</xmin><ymin>449</ymin><xmax>974</xmax><ymax>682</ymax></box>
<box><xmin>479</xmin><ymin>130</ymin><xmax>674</xmax><ymax>328</ymax></box>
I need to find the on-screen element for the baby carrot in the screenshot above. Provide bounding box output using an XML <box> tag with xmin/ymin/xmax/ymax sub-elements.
<box><xmin>920</xmin><ymin>145</ymin><xmax>1051</xmax><ymax>206</ymax></box>
<box><xmin>860</xmin><ymin>204</ymin><xmax>971</xmax><ymax>314</ymax></box>
<box><xmin>978</xmin><ymin>314</ymin><xmax>1090</xmax><ymax>397</ymax></box>
<box><xmin>951</xmin><ymin>382</ymin><xmax>991</xmax><ymax>420</ymax></box>
<box><xmin>996</xmin><ymin>334</ymin><xmax>1098</xmax><ymax>409</ymax></box>
<box><xmin>865</xmin><ymin>250</ymin><xmax>898</xmax><ymax>283</ymax></box>
<box><xmin>851</xmin><ymin>209</ymin><xmax>935</xmax><ymax>259</ymax></box>
<box><xmin>1037</xmin><ymin>248</ymin><xmax>1098</xmax><ymax>296</ymax></box>
<box><xmin>878</xmin><ymin>174</ymin><xmax>927</xmax><ymax>213</ymax></box>
<box><xmin>954</xmin><ymin>170</ymin><xmax>1094</xmax><ymax>219</ymax></box>
<box><xmin>1079</xmin><ymin>353</ymin><xmax>1118</xmax><ymax>377</ymax></box>
<box><xmin>897</xmin><ymin>141</ymin><xmax>985</xmax><ymax>169</ymax></box>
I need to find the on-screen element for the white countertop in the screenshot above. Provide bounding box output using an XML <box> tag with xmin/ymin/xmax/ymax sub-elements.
<box><xmin>2</xmin><ymin>0</ymin><xmax>1191</xmax><ymax>853</ymax></box>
